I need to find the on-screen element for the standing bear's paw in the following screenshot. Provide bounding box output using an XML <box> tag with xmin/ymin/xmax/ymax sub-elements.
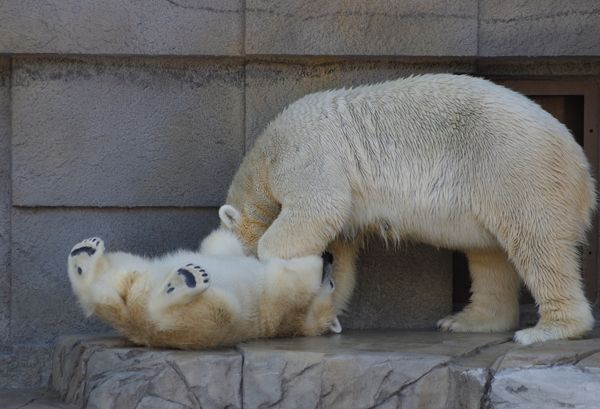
<box><xmin>153</xmin><ymin>264</ymin><xmax>211</xmax><ymax>310</ymax></box>
<box><xmin>513</xmin><ymin>324</ymin><xmax>563</xmax><ymax>345</ymax></box>
<box><xmin>512</xmin><ymin>301</ymin><xmax>594</xmax><ymax>345</ymax></box>
<box><xmin>68</xmin><ymin>237</ymin><xmax>105</xmax><ymax>292</ymax></box>
<box><xmin>437</xmin><ymin>305</ymin><xmax>519</xmax><ymax>334</ymax></box>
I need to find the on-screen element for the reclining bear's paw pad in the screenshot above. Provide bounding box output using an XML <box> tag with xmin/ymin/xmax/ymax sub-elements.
<box><xmin>68</xmin><ymin>237</ymin><xmax>104</xmax><ymax>282</ymax></box>
<box><xmin>163</xmin><ymin>264</ymin><xmax>210</xmax><ymax>301</ymax></box>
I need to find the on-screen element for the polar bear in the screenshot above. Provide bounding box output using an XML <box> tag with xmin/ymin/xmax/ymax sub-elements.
<box><xmin>216</xmin><ymin>73</ymin><xmax>596</xmax><ymax>345</ymax></box>
<box><xmin>67</xmin><ymin>230</ymin><xmax>341</xmax><ymax>349</ymax></box>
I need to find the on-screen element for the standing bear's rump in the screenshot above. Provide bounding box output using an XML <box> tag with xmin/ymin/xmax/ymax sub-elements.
<box><xmin>216</xmin><ymin>73</ymin><xmax>596</xmax><ymax>345</ymax></box>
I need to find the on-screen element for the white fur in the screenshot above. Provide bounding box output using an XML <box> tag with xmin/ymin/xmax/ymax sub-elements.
<box><xmin>67</xmin><ymin>233</ymin><xmax>340</xmax><ymax>348</ymax></box>
<box><xmin>219</xmin><ymin>205</ymin><xmax>242</xmax><ymax>230</ymax></box>
<box><xmin>199</xmin><ymin>228</ymin><xmax>247</xmax><ymax>257</ymax></box>
<box><xmin>220</xmin><ymin>74</ymin><xmax>597</xmax><ymax>344</ymax></box>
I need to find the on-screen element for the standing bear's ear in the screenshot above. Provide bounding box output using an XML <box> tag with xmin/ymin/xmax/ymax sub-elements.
<box><xmin>219</xmin><ymin>205</ymin><xmax>242</xmax><ymax>229</ymax></box>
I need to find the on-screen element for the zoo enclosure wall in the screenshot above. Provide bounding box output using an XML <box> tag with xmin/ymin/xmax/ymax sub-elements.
<box><xmin>1</xmin><ymin>0</ymin><xmax>600</xmax><ymax>389</ymax></box>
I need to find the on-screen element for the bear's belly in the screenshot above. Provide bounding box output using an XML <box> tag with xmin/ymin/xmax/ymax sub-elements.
<box><xmin>150</xmin><ymin>253</ymin><xmax>264</xmax><ymax>313</ymax></box>
<box><xmin>345</xmin><ymin>202</ymin><xmax>500</xmax><ymax>251</ymax></box>
<box><xmin>400</xmin><ymin>216</ymin><xmax>500</xmax><ymax>250</ymax></box>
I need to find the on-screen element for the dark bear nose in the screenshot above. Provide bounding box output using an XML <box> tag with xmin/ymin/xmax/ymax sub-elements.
<box><xmin>321</xmin><ymin>252</ymin><xmax>334</xmax><ymax>283</ymax></box>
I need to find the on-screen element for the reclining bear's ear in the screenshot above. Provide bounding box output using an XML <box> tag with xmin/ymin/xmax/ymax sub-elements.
<box><xmin>330</xmin><ymin>317</ymin><xmax>342</xmax><ymax>334</ymax></box>
<box><xmin>219</xmin><ymin>205</ymin><xmax>241</xmax><ymax>229</ymax></box>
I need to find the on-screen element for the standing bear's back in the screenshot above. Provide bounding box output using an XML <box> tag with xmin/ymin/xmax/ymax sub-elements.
<box><xmin>227</xmin><ymin>74</ymin><xmax>594</xmax><ymax>254</ymax></box>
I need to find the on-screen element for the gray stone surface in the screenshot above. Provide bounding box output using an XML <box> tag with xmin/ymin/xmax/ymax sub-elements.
<box><xmin>53</xmin><ymin>334</ymin><xmax>242</xmax><ymax>409</ymax></box>
<box><xmin>52</xmin><ymin>331</ymin><xmax>513</xmax><ymax>409</ymax></box>
<box><xmin>485</xmin><ymin>330</ymin><xmax>600</xmax><ymax>409</ymax></box>
<box><xmin>239</xmin><ymin>330</ymin><xmax>508</xmax><ymax>408</ymax></box>
<box><xmin>479</xmin><ymin>0</ymin><xmax>600</xmax><ymax>57</ymax></box>
<box><xmin>12</xmin><ymin>57</ymin><xmax>244</xmax><ymax>207</ymax></box>
<box><xmin>50</xmin><ymin>330</ymin><xmax>600</xmax><ymax>408</ymax></box>
<box><xmin>491</xmin><ymin>338</ymin><xmax>600</xmax><ymax>372</ymax></box>
<box><xmin>10</xmin><ymin>207</ymin><xmax>220</xmax><ymax>345</ymax></box>
<box><xmin>400</xmin><ymin>365</ymin><xmax>489</xmax><ymax>409</ymax></box>
<box><xmin>2</xmin><ymin>1</ymin><xmax>600</xmax><ymax>59</ymax></box>
<box><xmin>489</xmin><ymin>367</ymin><xmax>600</xmax><ymax>409</ymax></box>
<box><xmin>0</xmin><ymin>59</ymin><xmax>10</xmax><ymax>349</ymax></box>
<box><xmin>0</xmin><ymin>345</ymin><xmax>54</xmax><ymax>389</ymax></box>
<box><xmin>246</xmin><ymin>0</ymin><xmax>478</xmax><ymax>56</ymax></box>
<box><xmin>0</xmin><ymin>0</ymin><xmax>243</xmax><ymax>56</ymax></box>
<box><xmin>0</xmin><ymin>388</ymin><xmax>77</xmax><ymax>409</ymax></box>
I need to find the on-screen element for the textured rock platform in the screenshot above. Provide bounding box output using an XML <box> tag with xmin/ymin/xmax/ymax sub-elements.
<box><xmin>48</xmin><ymin>329</ymin><xmax>600</xmax><ymax>409</ymax></box>
<box><xmin>0</xmin><ymin>388</ymin><xmax>77</xmax><ymax>409</ymax></box>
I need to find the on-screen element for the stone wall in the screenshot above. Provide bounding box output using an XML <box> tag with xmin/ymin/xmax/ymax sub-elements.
<box><xmin>1</xmin><ymin>0</ymin><xmax>600</xmax><ymax>388</ymax></box>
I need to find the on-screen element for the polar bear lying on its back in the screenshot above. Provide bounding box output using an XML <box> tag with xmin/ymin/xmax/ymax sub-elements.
<box><xmin>216</xmin><ymin>73</ymin><xmax>597</xmax><ymax>345</ymax></box>
<box><xmin>67</xmin><ymin>230</ymin><xmax>340</xmax><ymax>349</ymax></box>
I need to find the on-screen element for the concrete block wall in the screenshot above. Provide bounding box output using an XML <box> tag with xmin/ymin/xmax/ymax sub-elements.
<box><xmin>1</xmin><ymin>0</ymin><xmax>600</xmax><ymax>389</ymax></box>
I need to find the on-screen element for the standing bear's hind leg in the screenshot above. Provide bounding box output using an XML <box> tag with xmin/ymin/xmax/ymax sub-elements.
<box><xmin>511</xmin><ymin>239</ymin><xmax>593</xmax><ymax>344</ymax></box>
<box><xmin>437</xmin><ymin>250</ymin><xmax>521</xmax><ymax>333</ymax></box>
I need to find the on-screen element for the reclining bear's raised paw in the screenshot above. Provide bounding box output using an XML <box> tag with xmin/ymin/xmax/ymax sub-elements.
<box><xmin>68</xmin><ymin>237</ymin><xmax>105</xmax><ymax>284</ymax></box>
<box><xmin>160</xmin><ymin>264</ymin><xmax>211</xmax><ymax>305</ymax></box>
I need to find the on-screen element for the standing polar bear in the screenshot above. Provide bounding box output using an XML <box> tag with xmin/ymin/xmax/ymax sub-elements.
<box><xmin>67</xmin><ymin>229</ymin><xmax>340</xmax><ymax>349</ymax></box>
<box><xmin>217</xmin><ymin>73</ymin><xmax>596</xmax><ymax>345</ymax></box>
